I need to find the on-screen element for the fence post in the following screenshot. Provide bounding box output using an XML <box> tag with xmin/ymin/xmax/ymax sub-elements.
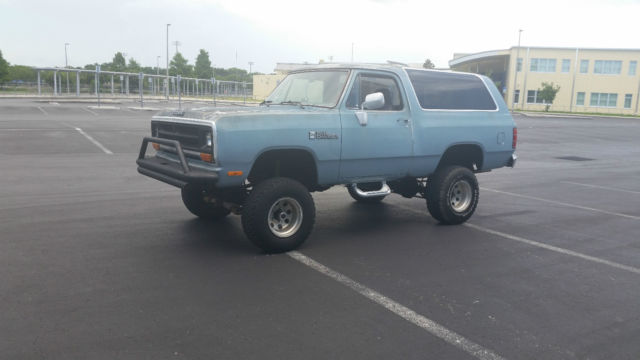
<box><xmin>139</xmin><ymin>72</ymin><xmax>144</xmax><ymax>108</ymax></box>
<box><xmin>111</xmin><ymin>75</ymin><xmax>114</xmax><ymax>95</ymax></box>
<box><xmin>212</xmin><ymin>78</ymin><xmax>216</xmax><ymax>106</ymax></box>
<box><xmin>177</xmin><ymin>75</ymin><xmax>182</xmax><ymax>110</ymax></box>
<box><xmin>243</xmin><ymin>82</ymin><xmax>247</xmax><ymax>104</ymax></box>
<box><xmin>96</xmin><ymin>65</ymin><xmax>101</xmax><ymax>107</ymax></box>
<box><xmin>126</xmin><ymin>76</ymin><xmax>130</xmax><ymax>95</ymax></box>
<box><xmin>37</xmin><ymin>71</ymin><xmax>41</xmax><ymax>95</ymax></box>
<box><xmin>76</xmin><ymin>71</ymin><xmax>80</xmax><ymax>96</ymax></box>
<box><xmin>53</xmin><ymin>71</ymin><xmax>58</xmax><ymax>96</ymax></box>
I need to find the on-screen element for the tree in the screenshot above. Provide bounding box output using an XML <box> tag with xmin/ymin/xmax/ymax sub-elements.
<box><xmin>0</xmin><ymin>50</ymin><xmax>9</xmax><ymax>82</ymax></box>
<box><xmin>194</xmin><ymin>49</ymin><xmax>213</xmax><ymax>79</ymax></box>
<box><xmin>111</xmin><ymin>52</ymin><xmax>127</xmax><ymax>72</ymax></box>
<box><xmin>127</xmin><ymin>58</ymin><xmax>141</xmax><ymax>73</ymax></box>
<box><xmin>537</xmin><ymin>82</ymin><xmax>561</xmax><ymax>111</ymax></box>
<box><xmin>423</xmin><ymin>59</ymin><xmax>435</xmax><ymax>69</ymax></box>
<box><xmin>170</xmin><ymin>52</ymin><xmax>193</xmax><ymax>76</ymax></box>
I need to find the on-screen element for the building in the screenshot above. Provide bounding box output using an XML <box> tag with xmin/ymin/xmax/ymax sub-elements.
<box><xmin>449</xmin><ymin>47</ymin><xmax>640</xmax><ymax>115</ymax></box>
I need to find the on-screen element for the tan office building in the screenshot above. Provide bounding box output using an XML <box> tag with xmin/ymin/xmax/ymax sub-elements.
<box><xmin>449</xmin><ymin>47</ymin><xmax>640</xmax><ymax>115</ymax></box>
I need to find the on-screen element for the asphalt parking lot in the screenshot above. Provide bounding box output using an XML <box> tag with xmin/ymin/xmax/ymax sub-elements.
<box><xmin>1</xmin><ymin>98</ymin><xmax>639</xmax><ymax>359</ymax></box>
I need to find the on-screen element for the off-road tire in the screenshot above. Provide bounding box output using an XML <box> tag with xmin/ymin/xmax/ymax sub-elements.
<box><xmin>242</xmin><ymin>177</ymin><xmax>315</xmax><ymax>253</ymax></box>
<box><xmin>181</xmin><ymin>185</ymin><xmax>230</xmax><ymax>221</ymax></box>
<box><xmin>426</xmin><ymin>166</ymin><xmax>479</xmax><ymax>225</ymax></box>
<box><xmin>347</xmin><ymin>183</ymin><xmax>386</xmax><ymax>203</ymax></box>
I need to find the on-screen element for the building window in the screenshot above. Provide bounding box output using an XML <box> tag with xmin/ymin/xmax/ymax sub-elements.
<box><xmin>514</xmin><ymin>90</ymin><xmax>520</xmax><ymax>104</ymax></box>
<box><xmin>527</xmin><ymin>90</ymin><xmax>545</xmax><ymax>104</ymax></box>
<box><xmin>530</xmin><ymin>58</ymin><xmax>556</xmax><ymax>72</ymax></box>
<box><xmin>576</xmin><ymin>92</ymin><xmax>585</xmax><ymax>106</ymax></box>
<box><xmin>580</xmin><ymin>60</ymin><xmax>589</xmax><ymax>73</ymax></box>
<box><xmin>516</xmin><ymin>58</ymin><xmax>522</xmax><ymax>72</ymax></box>
<box><xmin>561</xmin><ymin>59</ymin><xmax>570</xmax><ymax>73</ymax></box>
<box><xmin>624</xmin><ymin>94</ymin><xmax>632</xmax><ymax>109</ymax></box>
<box><xmin>594</xmin><ymin>60</ymin><xmax>622</xmax><ymax>74</ymax></box>
<box><xmin>630</xmin><ymin>61</ymin><xmax>637</xmax><ymax>76</ymax></box>
<box><xmin>590</xmin><ymin>93</ymin><xmax>617</xmax><ymax>107</ymax></box>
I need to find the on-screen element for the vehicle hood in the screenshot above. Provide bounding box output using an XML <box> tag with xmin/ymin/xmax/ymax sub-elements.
<box><xmin>153</xmin><ymin>104</ymin><xmax>333</xmax><ymax>122</ymax></box>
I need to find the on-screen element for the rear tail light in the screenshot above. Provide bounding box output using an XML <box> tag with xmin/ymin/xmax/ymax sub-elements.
<box><xmin>512</xmin><ymin>127</ymin><xmax>518</xmax><ymax>149</ymax></box>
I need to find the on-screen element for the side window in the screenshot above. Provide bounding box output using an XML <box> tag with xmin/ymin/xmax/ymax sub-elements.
<box><xmin>406</xmin><ymin>69</ymin><xmax>497</xmax><ymax>110</ymax></box>
<box><xmin>346</xmin><ymin>73</ymin><xmax>404</xmax><ymax>111</ymax></box>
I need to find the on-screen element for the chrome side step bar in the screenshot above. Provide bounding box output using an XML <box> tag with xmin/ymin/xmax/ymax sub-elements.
<box><xmin>350</xmin><ymin>181</ymin><xmax>391</xmax><ymax>198</ymax></box>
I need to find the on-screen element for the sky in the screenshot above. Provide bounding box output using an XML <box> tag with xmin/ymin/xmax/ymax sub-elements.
<box><xmin>1</xmin><ymin>0</ymin><xmax>639</xmax><ymax>74</ymax></box>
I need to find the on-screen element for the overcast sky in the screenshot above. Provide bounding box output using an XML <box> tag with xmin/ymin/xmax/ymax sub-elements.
<box><xmin>1</xmin><ymin>0</ymin><xmax>638</xmax><ymax>73</ymax></box>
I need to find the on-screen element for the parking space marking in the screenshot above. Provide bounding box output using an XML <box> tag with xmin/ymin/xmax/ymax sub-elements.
<box><xmin>36</xmin><ymin>106</ymin><xmax>49</xmax><ymax>116</ymax></box>
<box><xmin>288</xmin><ymin>251</ymin><xmax>505</xmax><ymax>360</ymax></box>
<box><xmin>82</xmin><ymin>107</ymin><xmax>99</xmax><ymax>116</ymax></box>
<box><xmin>391</xmin><ymin>203</ymin><xmax>640</xmax><ymax>276</ymax></box>
<box><xmin>74</xmin><ymin>127</ymin><xmax>113</xmax><ymax>155</ymax></box>
<box><xmin>464</xmin><ymin>223</ymin><xmax>640</xmax><ymax>275</ymax></box>
<box><xmin>561</xmin><ymin>181</ymin><xmax>640</xmax><ymax>195</ymax></box>
<box><xmin>481</xmin><ymin>187</ymin><xmax>640</xmax><ymax>221</ymax></box>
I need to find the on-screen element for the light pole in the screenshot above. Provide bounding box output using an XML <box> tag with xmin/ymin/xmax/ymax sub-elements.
<box><xmin>64</xmin><ymin>43</ymin><xmax>70</xmax><ymax>94</ymax></box>
<box><xmin>512</xmin><ymin>29</ymin><xmax>523</xmax><ymax>110</ymax></box>
<box><xmin>248</xmin><ymin>61</ymin><xmax>254</xmax><ymax>75</ymax></box>
<box><xmin>166</xmin><ymin>23</ymin><xmax>171</xmax><ymax>99</ymax></box>
<box><xmin>156</xmin><ymin>56</ymin><xmax>160</xmax><ymax>95</ymax></box>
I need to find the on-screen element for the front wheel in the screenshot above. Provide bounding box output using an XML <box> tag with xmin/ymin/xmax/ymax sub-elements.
<box><xmin>241</xmin><ymin>177</ymin><xmax>316</xmax><ymax>253</ymax></box>
<box><xmin>426</xmin><ymin>166</ymin><xmax>479</xmax><ymax>225</ymax></box>
<box><xmin>181</xmin><ymin>185</ymin><xmax>230</xmax><ymax>221</ymax></box>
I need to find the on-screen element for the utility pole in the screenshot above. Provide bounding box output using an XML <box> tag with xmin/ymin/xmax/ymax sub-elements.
<box><xmin>64</xmin><ymin>43</ymin><xmax>70</xmax><ymax>94</ymax></box>
<box><xmin>172</xmin><ymin>40</ymin><xmax>182</xmax><ymax>54</ymax></box>
<box><xmin>166</xmin><ymin>23</ymin><xmax>171</xmax><ymax>99</ymax></box>
<box><xmin>512</xmin><ymin>29</ymin><xmax>523</xmax><ymax>110</ymax></box>
<box><xmin>248</xmin><ymin>61</ymin><xmax>254</xmax><ymax>75</ymax></box>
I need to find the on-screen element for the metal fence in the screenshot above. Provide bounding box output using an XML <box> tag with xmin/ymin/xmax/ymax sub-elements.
<box><xmin>5</xmin><ymin>67</ymin><xmax>253</xmax><ymax>105</ymax></box>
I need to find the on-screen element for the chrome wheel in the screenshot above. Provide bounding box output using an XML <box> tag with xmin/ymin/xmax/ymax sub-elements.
<box><xmin>268</xmin><ymin>197</ymin><xmax>303</xmax><ymax>238</ymax></box>
<box><xmin>448</xmin><ymin>180</ymin><xmax>472</xmax><ymax>213</ymax></box>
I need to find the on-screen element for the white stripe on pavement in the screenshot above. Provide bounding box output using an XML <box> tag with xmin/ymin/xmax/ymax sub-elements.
<box><xmin>74</xmin><ymin>127</ymin><xmax>113</xmax><ymax>155</ymax></box>
<box><xmin>481</xmin><ymin>187</ymin><xmax>640</xmax><ymax>221</ymax></box>
<box><xmin>287</xmin><ymin>251</ymin><xmax>505</xmax><ymax>360</ymax></box>
<box><xmin>82</xmin><ymin>107</ymin><xmax>99</xmax><ymax>116</ymax></box>
<box><xmin>36</xmin><ymin>106</ymin><xmax>49</xmax><ymax>115</ymax></box>
<box><xmin>561</xmin><ymin>181</ymin><xmax>640</xmax><ymax>195</ymax></box>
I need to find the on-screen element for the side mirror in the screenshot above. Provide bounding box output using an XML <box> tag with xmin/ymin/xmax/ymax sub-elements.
<box><xmin>362</xmin><ymin>92</ymin><xmax>385</xmax><ymax>110</ymax></box>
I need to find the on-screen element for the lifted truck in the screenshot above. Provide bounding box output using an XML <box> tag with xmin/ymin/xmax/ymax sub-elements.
<box><xmin>137</xmin><ymin>64</ymin><xmax>517</xmax><ymax>252</ymax></box>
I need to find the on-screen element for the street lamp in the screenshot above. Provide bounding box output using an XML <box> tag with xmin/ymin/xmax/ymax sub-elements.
<box><xmin>166</xmin><ymin>23</ymin><xmax>171</xmax><ymax>99</ymax></box>
<box><xmin>512</xmin><ymin>29</ymin><xmax>523</xmax><ymax>110</ymax></box>
<box><xmin>64</xmin><ymin>43</ymin><xmax>70</xmax><ymax>94</ymax></box>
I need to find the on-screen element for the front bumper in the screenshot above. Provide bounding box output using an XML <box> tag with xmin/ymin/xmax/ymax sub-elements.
<box><xmin>507</xmin><ymin>153</ymin><xmax>517</xmax><ymax>167</ymax></box>
<box><xmin>136</xmin><ymin>137</ymin><xmax>218</xmax><ymax>188</ymax></box>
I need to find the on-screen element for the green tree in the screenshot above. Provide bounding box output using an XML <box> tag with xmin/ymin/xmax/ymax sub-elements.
<box><xmin>111</xmin><ymin>52</ymin><xmax>127</xmax><ymax>72</ymax></box>
<box><xmin>127</xmin><ymin>58</ymin><xmax>141</xmax><ymax>73</ymax></box>
<box><xmin>170</xmin><ymin>52</ymin><xmax>193</xmax><ymax>76</ymax></box>
<box><xmin>423</xmin><ymin>59</ymin><xmax>435</xmax><ymax>69</ymax></box>
<box><xmin>538</xmin><ymin>82</ymin><xmax>561</xmax><ymax>111</ymax></box>
<box><xmin>194</xmin><ymin>49</ymin><xmax>213</xmax><ymax>79</ymax></box>
<box><xmin>0</xmin><ymin>50</ymin><xmax>9</xmax><ymax>82</ymax></box>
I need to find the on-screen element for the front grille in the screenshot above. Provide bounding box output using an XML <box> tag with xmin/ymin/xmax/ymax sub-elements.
<box><xmin>151</xmin><ymin>121</ymin><xmax>212</xmax><ymax>154</ymax></box>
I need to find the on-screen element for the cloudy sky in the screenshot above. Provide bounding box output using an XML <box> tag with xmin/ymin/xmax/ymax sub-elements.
<box><xmin>1</xmin><ymin>0</ymin><xmax>638</xmax><ymax>73</ymax></box>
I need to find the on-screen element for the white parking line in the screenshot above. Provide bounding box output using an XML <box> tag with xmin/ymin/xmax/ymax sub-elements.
<box><xmin>82</xmin><ymin>107</ymin><xmax>99</xmax><ymax>116</ymax></box>
<box><xmin>74</xmin><ymin>127</ymin><xmax>113</xmax><ymax>155</ymax></box>
<box><xmin>36</xmin><ymin>106</ymin><xmax>48</xmax><ymax>116</ymax></box>
<box><xmin>481</xmin><ymin>187</ymin><xmax>640</xmax><ymax>221</ymax></box>
<box><xmin>287</xmin><ymin>251</ymin><xmax>505</xmax><ymax>360</ymax></box>
<box><xmin>561</xmin><ymin>181</ymin><xmax>640</xmax><ymax>195</ymax></box>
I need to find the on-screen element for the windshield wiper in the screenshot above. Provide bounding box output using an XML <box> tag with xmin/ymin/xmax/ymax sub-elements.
<box><xmin>277</xmin><ymin>101</ymin><xmax>304</xmax><ymax>108</ymax></box>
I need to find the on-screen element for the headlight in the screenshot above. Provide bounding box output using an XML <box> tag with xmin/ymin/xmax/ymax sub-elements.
<box><xmin>206</xmin><ymin>132</ymin><xmax>212</xmax><ymax>147</ymax></box>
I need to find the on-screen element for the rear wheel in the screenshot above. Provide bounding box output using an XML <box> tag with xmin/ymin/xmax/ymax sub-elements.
<box><xmin>426</xmin><ymin>166</ymin><xmax>479</xmax><ymax>224</ymax></box>
<box><xmin>181</xmin><ymin>185</ymin><xmax>230</xmax><ymax>221</ymax></box>
<box><xmin>242</xmin><ymin>177</ymin><xmax>315</xmax><ymax>253</ymax></box>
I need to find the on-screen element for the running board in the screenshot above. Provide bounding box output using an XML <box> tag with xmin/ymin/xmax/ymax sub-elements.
<box><xmin>350</xmin><ymin>182</ymin><xmax>391</xmax><ymax>198</ymax></box>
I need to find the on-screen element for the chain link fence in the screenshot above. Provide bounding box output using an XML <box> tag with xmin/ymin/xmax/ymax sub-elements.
<box><xmin>0</xmin><ymin>67</ymin><xmax>253</xmax><ymax>104</ymax></box>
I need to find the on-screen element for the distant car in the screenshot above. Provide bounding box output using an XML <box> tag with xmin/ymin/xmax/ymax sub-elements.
<box><xmin>137</xmin><ymin>64</ymin><xmax>517</xmax><ymax>252</ymax></box>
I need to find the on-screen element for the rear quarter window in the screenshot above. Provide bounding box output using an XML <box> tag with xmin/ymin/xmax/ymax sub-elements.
<box><xmin>406</xmin><ymin>69</ymin><xmax>497</xmax><ymax>110</ymax></box>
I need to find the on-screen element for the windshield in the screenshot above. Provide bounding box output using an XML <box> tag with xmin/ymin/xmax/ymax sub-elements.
<box><xmin>265</xmin><ymin>70</ymin><xmax>349</xmax><ymax>108</ymax></box>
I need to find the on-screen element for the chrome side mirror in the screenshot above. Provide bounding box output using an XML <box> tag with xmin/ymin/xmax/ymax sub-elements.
<box><xmin>362</xmin><ymin>92</ymin><xmax>385</xmax><ymax>110</ymax></box>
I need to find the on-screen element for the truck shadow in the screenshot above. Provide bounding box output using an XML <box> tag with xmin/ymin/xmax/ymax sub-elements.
<box><xmin>176</xmin><ymin>217</ymin><xmax>256</xmax><ymax>255</ymax></box>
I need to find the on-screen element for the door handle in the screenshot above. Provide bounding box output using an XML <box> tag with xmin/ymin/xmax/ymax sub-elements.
<box><xmin>397</xmin><ymin>118</ymin><xmax>410</xmax><ymax>125</ymax></box>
